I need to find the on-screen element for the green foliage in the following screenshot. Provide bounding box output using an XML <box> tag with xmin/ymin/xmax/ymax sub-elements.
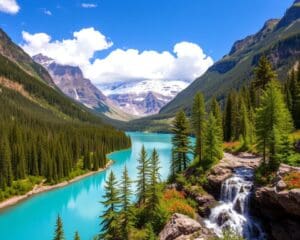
<box><xmin>119</xmin><ymin>166</ymin><xmax>134</xmax><ymax>240</ymax></box>
<box><xmin>170</xmin><ymin>110</ymin><xmax>190</xmax><ymax>179</ymax></box>
<box><xmin>100</xmin><ymin>171</ymin><xmax>121</xmax><ymax>240</ymax></box>
<box><xmin>192</xmin><ymin>92</ymin><xmax>206</xmax><ymax>161</ymax></box>
<box><xmin>136</xmin><ymin>146</ymin><xmax>150</xmax><ymax>205</ymax></box>
<box><xmin>214</xmin><ymin>229</ymin><xmax>245</xmax><ymax>240</ymax></box>
<box><xmin>255</xmin><ymin>80</ymin><xmax>293</xmax><ymax>170</ymax></box>
<box><xmin>203</xmin><ymin>113</ymin><xmax>223</xmax><ymax>169</ymax></box>
<box><xmin>53</xmin><ymin>215</ymin><xmax>65</xmax><ymax>240</ymax></box>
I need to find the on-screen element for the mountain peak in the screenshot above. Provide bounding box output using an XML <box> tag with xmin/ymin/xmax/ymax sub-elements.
<box><xmin>276</xmin><ymin>0</ymin><xmax>300</xmax><ymax>29</ymax></box>
<box><xmin>33</xmin><ymin>53</ymin><xmax>54</xmax><ymax>67</ymax></box>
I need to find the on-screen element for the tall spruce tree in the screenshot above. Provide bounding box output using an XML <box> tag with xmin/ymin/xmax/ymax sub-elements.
<box><xmin>53</xmin><ymin>215</ymin><xmax>65</xmax><ymax>240</ymax></box>
<box><xmin>147</xmin><ymin>149</ymin><xmax>161</xmax><ymax>213</ymax></box>
<box><xmin>204</xmin><ymin>113</ymin><xmax>223</xmax><ymax>168</ymax></box>
<box><xmin>100</xmin><ymin>171</ymin><xmax>121</xmax><ymax>240</ymax></box>
<box><xmin>255</xmin><ymin>80</ymin><xmax>293</xmax><ymax>169</ymax></box>
<box><xmin>119</xmin><ymin>166</ymin><xmax>133</xmax><ymax>239</ymax></box>
<box><xmin>191</xmin><ymin>92</ymin><xmax>206</xmax><ymax>161</ymax></box>
<box><xmin>171</xmin><ymin>110</ymin><xmax>190</xmax><ymax>178</ymax></box>
<box><xmin>136</xmin><ymin>145</ymin><xmax>150</xmax><ymax>205</ymax></box>
<box><xmin>253</xmin><ymin>56</ymin><xmax>277</xmax><ymax>90</ymax></box>
<box><xmin>239</xmin><ymin>98</ymin><xmax>251</xmax><ymax>148</ymax></box>
<box><xmin>211</xmin><ymin>97</ymin><xmax>224</xmax><ymax>157</ymax></box>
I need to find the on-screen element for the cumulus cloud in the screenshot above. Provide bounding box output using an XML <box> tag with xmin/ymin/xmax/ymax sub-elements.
<box><xmin>21</xmin><ymin>28</ymin><xmax>213</xmax><ymax>85</ymax></box>
<box><xmin>0</xmin><ymin>0</ymin><xmax>20</xmax><ymax>14</ymax></box>
<box><xmin>21</xmin><ymin>28</ymin><xmax>113</xmax><ymax>67</ymax></box>
<box><xmin>81</xmin><ymin>3</ymin><xmax>97</xmax><ymax>8</ymax></box>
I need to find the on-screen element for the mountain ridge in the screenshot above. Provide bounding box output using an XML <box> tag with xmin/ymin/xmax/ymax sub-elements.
<box><xmin>159</xmin><ymin>1</ymin><xmax>300</xmax><ymax>116</ymax></box>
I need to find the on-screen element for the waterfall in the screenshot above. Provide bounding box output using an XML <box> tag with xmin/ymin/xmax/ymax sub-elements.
<box><xmin>204</xmin><ymin>167</ymin><xmax>265</xmax><ymax>240</ymax></box>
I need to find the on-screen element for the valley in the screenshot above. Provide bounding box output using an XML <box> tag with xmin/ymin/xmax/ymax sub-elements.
<box><xmin>0</xmin><ymin>1</ymin><xmax>299</xmax><ymax>240</ymax></box>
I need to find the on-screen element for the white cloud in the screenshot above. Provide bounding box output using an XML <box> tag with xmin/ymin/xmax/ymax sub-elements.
<box><xmin>81</xmin><ymin>3</ymin><xmax>97</xmax><ymax>8</ymax></box>
<box><xmin>44</xmin><ymin>9</ymin><xmax>52</xmax><ymax>16</ymax></box>
<box><xmin>21</xmin><ymin>28</ymin><xmax>213</xmax><ymax>85</ymax></box>
<box><xmin>21</xmin><ymin>28</ymin><xmax>113</xmax><ymax>67</ymax></box>
<box><xmin>0</xmin><ymin>0</ymin><xmax>20</xmax><ymax>14</ymax></box>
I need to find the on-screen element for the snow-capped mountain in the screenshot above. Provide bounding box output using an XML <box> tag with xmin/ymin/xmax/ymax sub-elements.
<box><xmin>98</xmin><ymin>79</ymin><xmax>189</xmax><ymax>116</ymax></box>
<box><xmin>33</xmin><ymin>54</ymin><xmax>132</xmax><ymax>121</ymax></box>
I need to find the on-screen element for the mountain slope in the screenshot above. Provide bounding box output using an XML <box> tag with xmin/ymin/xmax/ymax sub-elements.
<box><xmin>33</xmin><ymin>54</ymin><xmax>133</xmax><ymax>121</ymax></box>
<box><xmin>160</xmin><ymin>1</ymin><xmax>300</xmax><ymax>116</ymax></box>
<box><xmin>0</xmin><ymin>29</ymin><xmax>54</xmax><ymax>86</ymax></box>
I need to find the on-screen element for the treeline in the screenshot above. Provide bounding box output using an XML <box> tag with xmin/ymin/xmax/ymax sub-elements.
<box><xmin>222</xmin><ymin>56</ymin><xmax>299</xmax><ymax>169</ymax></box>
<box><xmin>0</xmin><ymin>89</ymin><xmax>131</xmax><ymax>190</ymax></box>
<box><xmin>170</xmin><ymin>91</ymin><xmax>223</xmax><ymax>179</ymax></box>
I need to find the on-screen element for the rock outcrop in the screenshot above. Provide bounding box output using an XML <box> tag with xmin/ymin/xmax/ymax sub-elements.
<box><xmin>254</xmin><ymin>164</ymin><xmax>300</xmax><ymax>240</ymax></box>
<box><xmin>159</xmin><ymin>213</ymin><xmax>214</xmax><ymax>240</ymax></box>
<box><xmin>206</xmin><ymin>153</ymin><xmax>261</xmax><ymax>198</ymax></box>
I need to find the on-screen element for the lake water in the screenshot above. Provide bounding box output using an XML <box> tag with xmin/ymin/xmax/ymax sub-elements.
<box><xmin>0</xmin><ymin>132</ymin><xmax>175</xmax><ymax>240</ymax></box>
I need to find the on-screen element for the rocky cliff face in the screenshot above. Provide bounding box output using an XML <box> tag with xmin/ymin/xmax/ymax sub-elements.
<box><xmin>253</xmin><ymin>164</ymin><xmax>300</xmax><ymax>240</ymax></box>
<box><xmin>33</xmin><ymin>54</ymin><xmax>131</xmax><ymax>121</ymax></box>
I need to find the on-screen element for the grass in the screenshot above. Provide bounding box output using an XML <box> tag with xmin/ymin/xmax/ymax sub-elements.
<box><xmin>284</xmin><ymin>171</ymin><xmax>300</xmax><ymax>189</ymax></box>
<box><xmin>0</xmin><ymin>176</ymin><xmax>44</xmax><ymax>202</ymax></box>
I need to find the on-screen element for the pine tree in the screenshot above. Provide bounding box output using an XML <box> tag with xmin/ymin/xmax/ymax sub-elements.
<box><xmin>289</xmin><ymin>69</ymin><xmax>300</xmax><ymax>129</ymax></box>
<box><xmin>119</xmin><ymin>166</ymin><xmax>133</xmax><ymax>239</ymax></box>
<box><xmin>147</xmin><ymin>149</ymin><xmax>161</xmax><ymax>213</ymax></box>
<box><xmin>136</xmin><ymin>146</ymin><xmax>150</xmax><ymax>205</ymax></box>
<box><xmin>203</xmin><ymin>113</ymin><xmax>223</xmax><ymax>169</ymax></box>
<box><xmin>53</xmin><ymin>215</ymin><xmax>65</xmax><ymax>240</ymax></box>
<box><xmin>191</xmin><ymin>92</ymin><xmax>206</xmax><ymax>161</ymax></box>
<box><xmin>211</xmin><ymin>97</ymin><xmax>224</xmax><ymax>156</ymax></box>
<box><xmin>74</xmin><ymin>231</ymin><xmax>80</xmax><ymax>240</ymax></box>
<box><xmin>239</xmin><ymin>98</ymin><xmax>251</xmax><ymax>148</ymax></box>
<box><xmin>171</xmin><ymin>110</ymin><xmax>190</xmax><ymax>178</ymax></box>
<box><xmin>100</xmin><ymin>171</ymin><xmax>121</xmax><ymax>240</ymax></box>
<box><xmin>255</xmin><ymin>80</ymin><xmax>293</xmax><ymax>169</ymax></box>
<box><xmin>0</xmin><ymin>134</ymin><xmax>13</xmax><ymax>188</ymax></box>
<box><xmin>224</xmin><ymin>92</ymin><xmax>234</xmax><ymax>141</ymax></box>
<box><xmin>253</xmin><ymin>56</ymin><xmax>277</xmax><ymax>90</ymax></box>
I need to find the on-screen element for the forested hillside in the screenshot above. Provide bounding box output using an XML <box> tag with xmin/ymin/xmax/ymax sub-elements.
<box><xmin>0</xmin><ymin>35</ymin><xmax>130</xmax><ymax>200</ymax></box>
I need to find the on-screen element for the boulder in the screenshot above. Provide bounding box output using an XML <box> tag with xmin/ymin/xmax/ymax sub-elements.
<box><xmin>159</xmin><ymin>213</ymin><xmax>214</xmax><ymax>240</ymax></box>
<box><xmin>253</xmin><ymin>164</ymin><xmax>300</xmax><ymax>240</ymax></box>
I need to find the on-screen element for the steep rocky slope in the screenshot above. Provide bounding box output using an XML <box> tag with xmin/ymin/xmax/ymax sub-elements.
<box><xmin>33</xmin><ymin>54</ymin><xmax>133</xmax><ymax>121</ymax></box>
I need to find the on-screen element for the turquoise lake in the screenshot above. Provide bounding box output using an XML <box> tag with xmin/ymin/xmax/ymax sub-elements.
<box><xmin>0</xmin><ymin>132</ymin><xmax>177</xmax><ymax>240</ymax></box>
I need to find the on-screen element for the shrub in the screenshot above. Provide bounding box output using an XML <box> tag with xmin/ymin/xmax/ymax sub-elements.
<box><xmin>284</xmin><ymin>171</ymin><xmax>300</xmax><ymax>189</ymax></box>
<box><xmin>167</xmin><ymin>200</ymin><xmax>195</xmax><ymax>218</ymax></box>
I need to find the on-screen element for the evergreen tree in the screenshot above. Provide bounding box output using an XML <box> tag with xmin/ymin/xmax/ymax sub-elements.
<box><xmin>224</xmin><ymin>91</ymin><xmax>234</xmax><ymax>141</ymax></box>
<box><xmin>170</xmin><ymin>110</ymin><xmax>190</xmax><ymax>178</ymax></box>
<box><xmin>136</xmin><ymin>146</ymin><xmax>150</xmax><ymax>205</ymax></box>
<box><xmin>211</xmin><ymin>97</ymin><xmax>224</xmax><ymax>156</ymax></box>
<box><xmin>255</xmin><ymin>80</ymin><xmax>293</xmax><ymax>169</ymax></box>
<box><xmin>239</xmin><ymin>98</ymin><xmax>251</xmax><ymax>148</ymax></box>
<box><xmin>0</xmin><ymin>134</ymin><xmax>13</xmax><ymax>188</ymax></box>
<box><xmin>53</xmin><ymin>215</ymin><xmax>65</xmax><ymax>240</ymax></box>
<box><xmin>74</xmin><ymin>231</ymin><xmax>80</xmax><ymax>240</ymax></box>
<box><xmin>191</xmin><ymin>92</ymin><xmax>206</xmax><ymax>161</ymax></box>
<box><xmin>204</xmin><ymin>113</ymin><xmax>223</xmax><ymax>168</ymax></box>
<box><xmin>119</xmin><ymin>166</ymin><xmax>133</xmax><ymax>239</ymax></box>
<box><xmin>253</xmin><ymin>56</ymin><xmax>277</xmax><ymax>90</ymax></box>
<box><xmin>289</xmin><ymin>69</ymin><xmax>300</xmax><ymax>129</ymax></box>
<box><xmin>100</xmin><ymin>171</ymin><xmax>121</xmax><ymax>240</ymax></box>
<box><xmin>147</xmin><ymin>149</ymin><xmax>161</xmax><ymax>213</ymax></box>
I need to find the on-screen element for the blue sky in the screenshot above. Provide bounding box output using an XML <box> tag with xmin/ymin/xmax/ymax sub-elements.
<box><xmin>0</xmin><ymin>0</ymin><xmax>294</xmax><ymax>85</ymax></box>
